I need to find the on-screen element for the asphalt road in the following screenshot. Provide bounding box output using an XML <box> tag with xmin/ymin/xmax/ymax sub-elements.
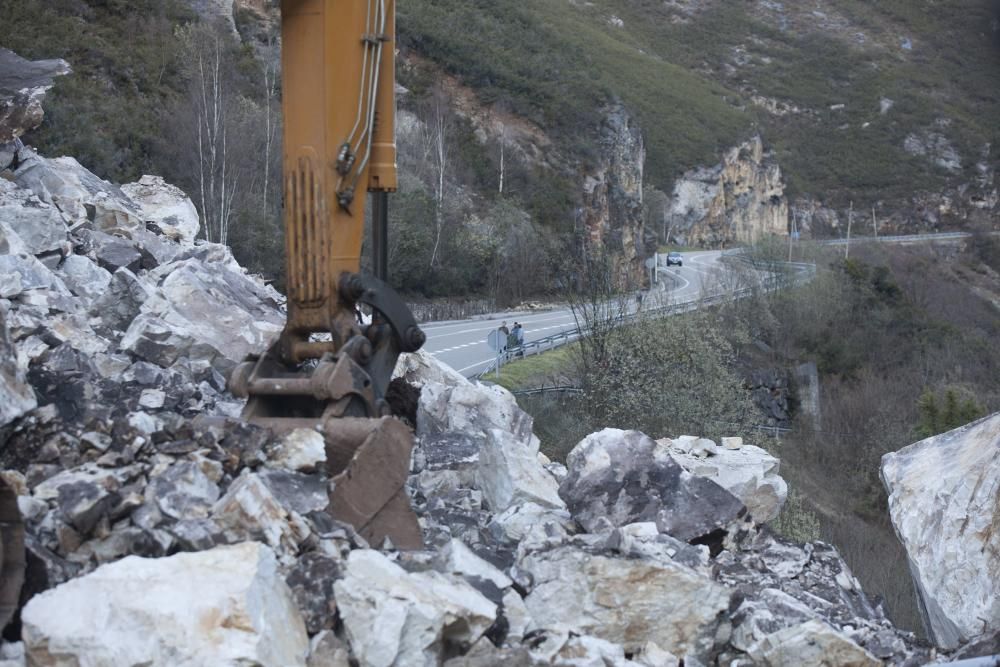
<box><xmin>423</xmin><ymin>250</ymin><xmax>727</xmax><ymax>377</ymax></box>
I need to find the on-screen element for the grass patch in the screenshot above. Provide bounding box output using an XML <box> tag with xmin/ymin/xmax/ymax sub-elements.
<box><xmin>490</xmin><ymin>343</ymin><xmax>579</xmax><ymax>392</ymax></box>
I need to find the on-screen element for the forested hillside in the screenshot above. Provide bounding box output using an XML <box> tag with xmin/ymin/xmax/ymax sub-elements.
<box><xmin>4</xmin><ymin>0</ymin><xmax>999</xmax><ymax>297</ymax></box>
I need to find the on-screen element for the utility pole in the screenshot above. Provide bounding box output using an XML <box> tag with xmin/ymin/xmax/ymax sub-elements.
<box><xmin>872</xmin><ymin>205</ymin><xmax>879</xmax><ymax>240</ymax></box>
<box><xmin>788</xmin><ymin>210</ymin><xmax>798</xmax><ymax>262</ymax></box>
<box><xmin>845</xmin><ymin>201</ymin><xmax>854</xmax><ymax>260</ymax></box>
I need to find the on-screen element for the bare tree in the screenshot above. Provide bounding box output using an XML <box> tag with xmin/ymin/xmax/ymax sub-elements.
<box><xmin>260</xmin><ymin>39</ymin><xmax>280</xmax><ymax>218</ymax></box>
<box><xmin>175</xmin><ymin>24</ymin><xmax>242</xmax><ymax>245</ymax></box>
<box><xmin>423</xmin><ymin>86</ymin><xmax>451</xmax><ymax>268</ymax></box>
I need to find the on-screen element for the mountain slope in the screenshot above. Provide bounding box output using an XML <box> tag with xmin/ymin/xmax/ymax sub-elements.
<box><xmin>400</xmin><ymin>0</ymin><xmax>1000</xmax><ymax>221</ymax></box>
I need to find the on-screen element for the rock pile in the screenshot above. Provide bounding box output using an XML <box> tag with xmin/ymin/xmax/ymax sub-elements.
<box><xmin>0</xmin><ymin>51</ymin><xmax>983</xmax><ymax>666</ymax></box>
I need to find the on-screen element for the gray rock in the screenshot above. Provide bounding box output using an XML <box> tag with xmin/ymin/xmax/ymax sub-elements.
<box><xmin>120</xmin><ymin>255</ymin><xmax>283</xmax><ymax>366</ymax></box>
<box><xmin>120</xmin><ymin>313</ymin><xmax>204</xmax><ymax>367</ymax></box>
<box><xmin>418</xmin><ymin>379</ymin><xmax>534</xmax><ymax>444</ymax></box>
<box><xmin>307</xmin><ymin>631</ymin><xmax>352</xmax><ymax>667</ymax></box>
<box><xmin>90</xmin><ymin>267</ymin><xmax>150</xmax><ymax>334</ymax></box>
<box><xmin>257</xmin><ymin>468</ymin><xmax>329</xmax><ymax>516</ymax></box>
<box><xmin>659</xmin><ymin>437</ymin><xmax>787</xmax><ymax>523</ymax></box>
<box><xmin>56</xmin><ymin>480</ymin><xmax>115</xmax><ymax>536</ymax></box>
<box><xmin>286</xmin><ymin>551</ymin><xmax>342</xmax><ymax>634</ymax></box>
<box><xmin>58</xmin><ymin>255</ymin><xmax>111</xmax><ymax>301</ymax></box>
<box><xmin>475</xmin><ymin>428</ymin><xmax>564</xmax><ymax>514</ymax></box>
<box><xmin>0</xmin><ymin>254</ymin><xmax>70</xmax><ymax>299</ymax></box>
<box><xmin>211</xmin><ymin>471</ymin><xmax>302</xmax><ymax>558</ymax></box>
<box><xmin>745</xmin><ymin>620</ymin><xmax>880</xmax><ymax>666</ymax></box>
<box><xmin>95</xmin><ymin>240</ymin><xmax>142</xmax><ymax>273</ymax></box>
<box><xmin>12</xmin><ymin>151</ymin><xmax>143</xmax><ymax>232</ymax></box>
<box><xmin>560</xmin><ymin>429</ymin><xmax>750</xmax><ymax>550</ymax></box>
<box><xmin>167</xmin><ymin>518</ymin><xmax>221</xmax><ymax>552</ymax></box>
<box><xmin>0</xmin><ymin>185</ymin><xmax>66</xmax><ymax>255</ymax></box>
<box><xmin>146</xmin><ymin>461</ymin><xmax>220</xmax><ymax>520</ymax></box>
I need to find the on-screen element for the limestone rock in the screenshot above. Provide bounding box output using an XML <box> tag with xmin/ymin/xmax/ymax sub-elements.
<box><xmin>746</xmin><ymin>620</ymin><xmax>880</xmax><ymax>667</ymax></box>
<box><xmin>418</xmin><ymin>380</ymin><xmax>534</xmax><ymax>445</ymax></box>
<box><xmin>560</xmin><ymin>429</ymin><xmax>749</xmax><ymax>548</ymax></box>
<box><xmin>212</xmin><ymin>471</ymin><xmax>301</xmax><ymax>557</ymax></box>
<box><xmin>334</xmin><ymin>549</ymin><xmax>497</xmax><ymax>667</ymax></box>
<box><xmin>286</xmin><ymin>551</ymin><xmax>341</xmax><ymax>634</ymax></box>
<box><xmin>669</xmin><ymin>135</ymin><xmax>787</xmax><ymax>247</ymax></box>
<box><xmin>660</xmin><ymin>437</ymin><xmax>787</xmax><ymax>523</ymax></box>
<box><xmin>267</xmin><ymin>428</ymin><xmax>327</xmax><ymax>473</ymax></box>
<box><xmin>13</xmin><ymin>152</ymin><xmax>143</xmax><ymax>232</ymax></box>
<box><xmin>121</xmin><ymin>255</ymin><xmax>283</xmax><ymax>367</ymax></box>
<box><xmin>146</xmin><ymin>460</ymin><xmax>220</xmax><ymax>521</ymax></box>
<box><xmin>881</xmin><ymin>413</ymin><xmax>1000</xmax><ymax>649</ymax></box>
<box><xmin>58</xmin><ymin>254</ymin><xmax>111</xmax><ymax>302</ymax></box>
<box><xmin>394</xmin><ymin>348</ymin><xmax>469</xmax><ymax>388</ymax></box>
<box><xmin>90</xmin><ymin>267</ymin><xmax>150</xmax><ymax>334</ymax></box>
<box><xmin>95</xmin><ymin>240</ymin><xmax>142</xmax><ymax>273</ymax></box>
<box><xmin>0</xmin><ymin>304</ymin><xmax>36</xmax><ymax>427</ymax></box>
<box><xmin>0</xmin><ymin>254</ymin><xmax>70</xmax><ymax>299</ymax></box>
<box><xmin>521</xmin><ymin>544</ymin><xmax>731</xmax><ymax>657</ymax></box>
<box><xmin>121</xmin><ymin>175</ymin><xmax>200</xmax><ymax>244</ymax></box>
<box><xmin>21</xmin><ymin>542</ymin><xmax>309</xmax><ymax>666</ymax></box>
<box><xmin>475</xmin><ymin>428</ymin><xmax>564</xmax><ymax>513</ymax></box>
<box><xmin>0</xmin><ymin>184</ymin><xmax>66</xmax><ymax>255</ymax></box>
<box><xmin>578</xmin><ymin>102</ymin><xmax>653</xmax><ymax>289</ymax></box>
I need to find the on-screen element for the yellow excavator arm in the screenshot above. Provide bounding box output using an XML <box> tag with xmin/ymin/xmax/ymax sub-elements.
<box><xmin>229</xmin><ymin>0</ymin><xmax>426</xmax><ymax>548</ymax></box>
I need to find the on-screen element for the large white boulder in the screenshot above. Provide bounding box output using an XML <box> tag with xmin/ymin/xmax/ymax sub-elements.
<box><xmin>334</xmin><ymin>549</ymin><xmax>497</xmax><ymax>667</ymax></box>
<box><xmin>21</xmin><ymin>542</ymin><xmax>309</xmax><ymax>666</ymax></box>
<box><xmin>417</xmin><ymin>379</ymin><xmax>534</xmax><ymax>444</ymax></box>
<box><xmin>881</xmin><ymin>413</ymin><xmax>1000</xmax><ymax>649</ymax></box>
<box><xmin>660</xmin><ymin>437</ymin><xmax>787</xmax><ymax>523</ymax></box>
<box><xmin>121</xmin><ymin>175</ymin><xmax>200</xmax><ymax>244</ymax></box>
<box><xmin>521</xmin><ymin>545</ymin><xmax>730</xmax><ymax>657</ymax></box>
<box><xmin>121</xmin><ymin>253</ymin><xmax>284</xmax><ymax>367</ymax></box>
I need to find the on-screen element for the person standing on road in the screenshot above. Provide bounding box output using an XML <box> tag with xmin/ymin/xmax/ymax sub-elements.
<box><xmin>498</xmin><ymin>321</ymin><xmax>510</xmax><ymax>352</ymax></box>
<box><xmin>513</xmin><ymin>322</ymin><xmax>525</xmax><ymax>357</ymax></box>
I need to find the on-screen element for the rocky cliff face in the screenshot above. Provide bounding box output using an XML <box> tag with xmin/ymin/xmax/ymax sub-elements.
<box><xmin>579</xmin><ymin>103</ymin><xmax>654</xmax><ymax>287</ymax></box>
<box><xmin>668</xmin><ymin>135</ymin><xmax>788</xmax><ymax>248</ymax></box>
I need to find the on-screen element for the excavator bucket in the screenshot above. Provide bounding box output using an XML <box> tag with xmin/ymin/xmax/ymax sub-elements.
<box><xmin>229</xmin><ymin>316</ymin><xmax>425</xmax><ymax>550</ymax></box>
<box><xmin>227</xmin><ymin>0</ymin><xmax>426</xmax><ymax>548</ymax></box>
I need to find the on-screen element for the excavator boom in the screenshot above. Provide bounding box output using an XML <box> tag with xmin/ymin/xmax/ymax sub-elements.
<box><xmin>229</xmin><ymin>0</ymin><xmax>425</xmax><ymax>548</ymax></box>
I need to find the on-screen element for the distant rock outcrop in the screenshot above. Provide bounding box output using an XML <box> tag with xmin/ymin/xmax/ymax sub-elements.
<box><xmin>668</xmin><ymin>135</ymin><xmax>788</xmax><ymax>247</ymax></box>
<box><xmin>881</xmin><ymin>413</ymin><xmax>1000</xmax><ymax>650</ymax></box>
<box><xmin>579</xmin><ymin>103</ymin><xmax>655</xmax><ymax>288</ymax></box>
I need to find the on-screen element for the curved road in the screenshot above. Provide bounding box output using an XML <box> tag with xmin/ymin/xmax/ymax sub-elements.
<box><xmin>422</xmin><ymin>250</ymin><xmax>727</xmax><ymax>376</ymax></box>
